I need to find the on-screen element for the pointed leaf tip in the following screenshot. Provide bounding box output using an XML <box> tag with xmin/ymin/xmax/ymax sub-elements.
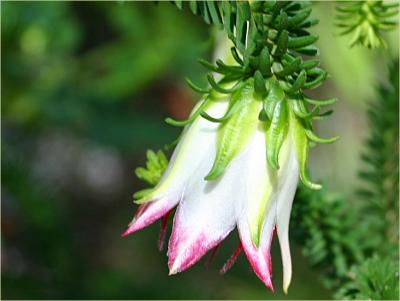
<box><xmin>266</xmin><ymin>100</ymin><xmax>288</xmax><ymax>170</ymax></box>
<box><xmin>206</xmin><ymin>81</ymin><xmax>260</xmax><ymax>182</ymax></box>
<box><xmin>121</xmin><ymin>228</ymin><xmax>131</xmax><ymax>237</ymax></box>
<box><xmin>300</xmin><ymin>172</ymin><xmax>322</xmax><ymax>190</ymax></box>
<box><xmin>204</xmin><ymin>164</ymin><xmax>225</xmax><ymax>181</ymax></box>
<box><xmin>305</xmin><ymin>129</ymin><xmax>339</xmax><ymax>144</ymax></box>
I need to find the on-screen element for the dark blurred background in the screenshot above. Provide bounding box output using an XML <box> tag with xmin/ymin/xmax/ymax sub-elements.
<box><xmin>1</xmin><ymin>1</ymin><xmax>398</xmax><ymax>299</ymax></box>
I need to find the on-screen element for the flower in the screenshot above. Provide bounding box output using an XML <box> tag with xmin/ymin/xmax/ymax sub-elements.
<box><xmin>123</xmin><ymin>78</ymin><xmax>331</xmax><ymax>292</ymax></box>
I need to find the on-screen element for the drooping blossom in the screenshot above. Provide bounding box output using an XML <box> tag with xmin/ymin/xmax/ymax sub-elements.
<box><xmin>123</xmin><ymin>78</ymin><xmax>323</xmax><ymax>292</ymax></box>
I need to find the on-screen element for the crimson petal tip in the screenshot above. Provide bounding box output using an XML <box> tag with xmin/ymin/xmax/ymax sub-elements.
<box><xmin>121</xmin><ymin>227</ymin><xmax>134</xmax><ymax>237</ymax></box>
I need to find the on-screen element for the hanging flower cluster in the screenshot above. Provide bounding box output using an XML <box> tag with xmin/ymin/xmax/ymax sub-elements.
<box><xmin>124</xmin><ymin>1</ymin><xmax>337</xmax><ymax>293</ymax></box>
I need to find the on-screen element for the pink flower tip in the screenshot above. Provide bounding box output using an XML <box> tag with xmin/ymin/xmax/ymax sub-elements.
<box><xmin>168</xmin><ymin>266</ymin><xmax>178</xmax><ymax>276</ymax></box>
<box><xmin>121</xmin><ymin>227</ymin><xmax>133</xmax><ymax>237</ymax></box>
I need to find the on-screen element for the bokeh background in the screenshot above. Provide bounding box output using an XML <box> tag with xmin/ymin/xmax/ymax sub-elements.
<box><xmin>2</xmin><ymin>1</ymin><xmax>398</xmax><ymax>299</ymax></box>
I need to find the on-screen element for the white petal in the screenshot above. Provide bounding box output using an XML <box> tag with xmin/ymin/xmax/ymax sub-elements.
<box><xmin>236</xmin><ymin>125</ymin><xmax>276</xmax><ymax>245</ymax></box>
<box><xmin>275</xmin><ymin>142</ymin><xmax>299</xmax><ymax>293</ymax></box>
<box><xmin>148</xmin><ymin>99</ymin><xmax>229</xmax><ymax>200</ymax></box>
<box><xmin>236</xmin><ymin>126</ymin><xmax>276</xmax><ymax>290</ymax></box>
<box><xmin>168</xmin><ymin>124</ymin><xmax>253</xmax><ymax>274</ymax></box>
<box><xmin>124</xmin><ymin>99</ymin><xmax>229</xmax><ymax>236</ymax></box>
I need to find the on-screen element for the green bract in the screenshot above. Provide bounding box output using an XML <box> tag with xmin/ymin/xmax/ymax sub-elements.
<box><xmin>166</xmin><ymin>0</ymin><xmax>338</xmax><ymax>190</ymax></box>
<box><xmin>133</xmin><ymin>150</ymin><xmax>168</xmax><ymax>200</ymax></box>
<box><xmin>206</xmin><ymin>80</ymin><xmax>260</xmax><ymax>180</ymax></box>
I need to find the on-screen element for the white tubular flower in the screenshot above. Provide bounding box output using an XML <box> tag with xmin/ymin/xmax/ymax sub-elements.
<box><xmin>124</xmin><ymin>77</ymin><xmax>336</xmax><ymax>292</ymax></box>
<box><xmin>123</xmin><ymin>94</ymin><xmax>229</xmax><ymax>236</ymax></box>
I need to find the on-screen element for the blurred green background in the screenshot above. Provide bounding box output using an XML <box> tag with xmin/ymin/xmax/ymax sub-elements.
<box><xmin>1</xmin><ymin>1</ymin><xmax>398</xmax><ymax>299</ymax></box>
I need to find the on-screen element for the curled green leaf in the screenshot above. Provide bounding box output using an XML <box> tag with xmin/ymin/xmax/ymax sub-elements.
<box><xmin>288</xmin><ymin>34</ymin><xmax>319</xmax><ymax>49</ymax></box>
<box><xmin>165</xmin><ymin>97</ymin><xmax>210</xmax><ymax>127</ymax></box>
<box><xmin>305</xmin><ymin>129</ymin><xmax>339</xmax><ymax>144</ymax></box>
<box><xmin>207</xmin><ymin>74</ymin><xmax>238</xmax><ymax>94</ymax></box>
<box><xmin>205</xmin><ymin>81</ymin><xmax>260</xmax><ymax>180</ymax></box>
<box><xmin>275</xmin><ymin>30</ymin><xmax>289</xmax><ymax>57</ymax></box>
<box><xmin>290</xmin><ymin>109</ymin><xmax>322</xmax><ymax>190</ymax></box>
<box><xmin>185</xmin><ymin>78</ymin><xmax>209</xmax><ymax>94</ymax></box>
<box><xmin>303</xmin><ymin>71</ymin><xmax>327</xmax><ymax>89</ymax></box>
<box><xmin>288</xmin><ymin>70</ymin><xmax>307</xmax><ymax>93</ymax></box>
<box><xmin>259</xmin><ymin>46</ymin><xmax>272</xmax><ymax>76</ymax></box>
<box><xmin>254</xmin><ymin>70</ymin><xmax>267</xmax><ymax>97</ymax></box>
<box><xmin>294</xmin><ymin>45</ymin><xmax>319</xmax><ymax>56</ymax></box>
<box><xmin>276</xmin><ymin>57</ymin><xmax>302</xmax><ymax>77</ymax></box>
<box><xmin>304</xmin><ymin>96</ymin><xmax>338</xmax><ymax>106</ymax></box>
<box><xmin>287</xmin><ymin>7</ymin><xmax>312</xmax><ymax>29</ymax></box>
<box><xmin>266</xmin><ymin>99</ymin><xmax>289</xmax><ymax>170</ymax></box>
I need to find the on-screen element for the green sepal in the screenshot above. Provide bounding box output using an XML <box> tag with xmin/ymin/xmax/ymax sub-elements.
<box><xmin>304</xmin><ymin>96</ymin><xmax>337</xmax><ymax>106</ymax></box>
<box><xmin>291</xmin><ymin>96</ymin><xmax>319</xmax><ymax>118</ymax></box>
<box><xmin>306</xmin><ymin>67</ymin><xmax>325</xmax><ymax>77</ymax></box>
<box><xmin>266</xmin><ymin>99</ymin><xmax>289</xmax><ymax>170</ymax></box>
<box><xmin>254</xmin><ymin>70</ymin><xmax>267</xmax><ymax>97</ymax></box>
<box><xmin>207</xmin><ymin>74</ymin><xmax>238</xmax><ymax>94</ymax></box>
<box><xmin>276</xmin><ymin>10</ymin><xmax>288</xmax><ymax>31</ymax></box>
<box><xmin>282</xmin><ymin>53</ymin><xmax>295</xmax><ymax>63</ymax></box>
<box><xmin>294</xmin><ymin>45</ymin><xmax>319</xmax><ymax>56</ymax></box>
<box><xmin>305</xmin><ymin>128</ymin><xmax>339</xmax><ymax>144</ymax></box>
<box><xmin>288</xmin><ymin>34</ymin><xmax>319</xmax><ymax>49</ymax></box>
<box><xmin>290</xmin><ymin>109</ymin><xmax>322</xmax><ymax>190</ymax></box>
<box><xmin>259</xmin><ymin>47</ymin><xmax>272</xmax><ymax>76</ymax></box>
<box><xmin>185</xmin><ymin>77</ymin><xmax>209</xmax><ymax>94</ymax></box>
<box><xmin>198</xmin><ymin>58</ymin><xmax>219</xmax><ymax>72</ymax></box>
<box><xmin>231</xmin><ymin>47</ymin><xmax>244</xmax><ymax>65</ymax></box>
<box><xmin>205</xmin><ymin>81</ymin><xmax>259</xmax><ymax>180</ymax></box>
<box><xmin>288</xmin><ymin>70</ymin><xmax>307</xmax><ymax>93</ymax></box>
<box><xmin>215</xmin><ymin>59</ymin><xmax>245</xmax><ymax>74</ymax></box>
<box><xmin>200</xmin><ymin>85</ymin><xmax>245</xmax><ymax>123</ymax></box>
<box><xmin>303</xmin><ymin>71</ymin><xmax>327</xmax><ymax>89</ymax></box>
<box><xmin>276</xmin><ymin>57</ymin><xmax>302</xmax><ymax>77</ymax></box>
<box><xmin>301</xmin><ymin>59</ymin><xmax>320</xmax><ymax>69</ymax></box>
<box><xmin>287</xmin><ymin>7</ymin><xmax>312</xmax><ymax>29</ymax></box>
<box><xmin>312</xmin><ymin>110</ymin><xmax>334</xmax><ymax>120</ymax></box>
<box><xmin>264</xmin><ymin>79</ymin><xmax>285</xmax><ymax>119</ymax></box>
<box><xmin>274</xmin><ymin>30</ymin><xmax>289</xmax><ymax>58</ymax></box>
<box><xmin>133</xmin><ymin>188</ymin><xmax>154</xmax><ymax>201</ymax></box>
<box><xmin>165</xmin><ymin>97</ymin><xmax>209</xmax><ymax>127</ymax></box>
<box><xmin>278</xmin><ymin>79</ymin><xmax>292</xmax><ymax>92</ymax></box>
<box><xmin>300</xmin><ymin>18</ymin><xmax>319</xmax><ymax>29</ymax></box>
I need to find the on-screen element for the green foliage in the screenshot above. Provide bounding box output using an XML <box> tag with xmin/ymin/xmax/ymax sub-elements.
<box><xmin>133</xmin><ymin>150</ymin><xmax>168</xmax><ymax>199</ymax></box>
<box><xmin>292</xmin><ymin>61</ymin><xmax>399</xmax><ymax>299</ymax></box>
<box><xmin>291</xmin><ymin>186</ymin><xmax>365</xmax><ymax>288</ymax></box>
<box><xmin>357</xmin><ymin>60</ymin><xmax>399</xmax><ymax>251</ymax></box>
<box><xmin>168</xmin><ymin>1</ymin><xmax>337</xmax><ymax>188</ymax></box>
<box><xmin>171</xmin><ymin>1</ymin><xmax>327</xmax><ymax>98</ymax></box>
<box><xmin>335</xmin><ymin>255</ymin><xmax>399</xmax><ymax>300</ymax></box>
<box><xmin>336</xmin><ymin>1</ymin><xmax>399</xmax><ymax>48</ymax></box>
